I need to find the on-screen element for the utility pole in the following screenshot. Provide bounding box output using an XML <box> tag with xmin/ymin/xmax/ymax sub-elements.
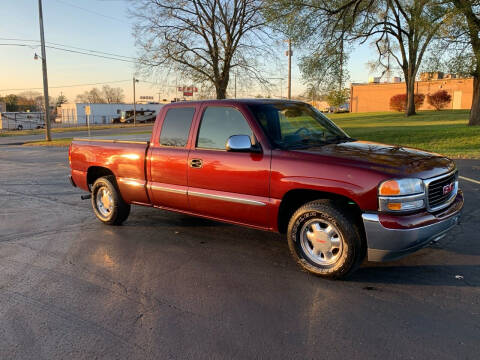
<box><xmin>133</xmin><ymin>77</ymin><xmax>138</xmax><ymax>126</ymax></box>
<box><xmin>37</xmin><ymin>0</ymin><xmax>51</xmax><ymax>141</ymax></box>
<box><xmin>286</xmin><ymin>39</ymin><xmax>292</xmax><ymax>100</ymax></box>
<box><xmin>234</xmin><ymin>71</ymin><xmax>237</xmax><ymax>99</ymax></box>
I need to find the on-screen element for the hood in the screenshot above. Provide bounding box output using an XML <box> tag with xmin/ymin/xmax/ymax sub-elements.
<box><xmin>297</xmin><ymin>140</ymin><xmax>455</xmax><ymax>179</ymax></box>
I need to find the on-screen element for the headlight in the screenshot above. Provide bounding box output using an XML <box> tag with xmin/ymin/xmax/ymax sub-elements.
<box><xmin>378</xmin><ymin>178</ymin><xmax>425</xmax><ymax>212</ymax></box>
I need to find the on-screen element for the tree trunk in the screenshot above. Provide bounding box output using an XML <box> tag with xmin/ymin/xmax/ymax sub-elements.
<box><xmin>406</xmin><ymin>76</ymin><xmax>416</xmax><ymax>116</ymax></box>
<box><xmin>215</xmin><ymin>77</ymin><xmax>229</xmax><ymax>99</ymax></box>
<box><xmin>469</xmin><ymin>75</ymin><xmax>480</xmax><ymax>125</ymax></box>
<box><xmin>215</xmin><ymin>85</ymin><xmax>227</xmax><ymax>99</ymax></box>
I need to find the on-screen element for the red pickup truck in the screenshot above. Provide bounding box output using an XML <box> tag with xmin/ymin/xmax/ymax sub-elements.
<box><xmin>69</xmin><ymin>99</ymin><xmax>463</xmax><ymax>278</ymax></box>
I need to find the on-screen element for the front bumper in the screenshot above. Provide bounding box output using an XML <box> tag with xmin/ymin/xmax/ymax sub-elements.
<box><xmin>363</xmin><ymin>191</ymin><xmax>463</xmax><ymax>262</ymax></box>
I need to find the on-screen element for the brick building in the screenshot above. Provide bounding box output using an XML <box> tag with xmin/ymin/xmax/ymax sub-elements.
<box><xmin>350</xmin><ymin>77</ymin><xmax>474</xmax><ymax>113</ymax></box>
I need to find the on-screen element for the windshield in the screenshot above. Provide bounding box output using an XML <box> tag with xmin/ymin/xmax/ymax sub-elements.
<box><xmin>248</xmin><ymin>102</ymin><xmax>353</xmax><ymax>149</ymax></box>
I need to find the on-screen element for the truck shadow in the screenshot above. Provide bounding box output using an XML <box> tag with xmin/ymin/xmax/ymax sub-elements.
<box><xmin>349</xmin><ymin>264</ymin><xmax>480</xmax><ymax>287</ymax></box>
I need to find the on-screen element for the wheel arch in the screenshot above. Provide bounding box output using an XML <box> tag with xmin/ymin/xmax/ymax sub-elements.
<box><xmin>277</xmin><ymin>189</ymin><xmax>363</xmax><ymax>234</ymax></box>
<box><xmin>86</xmin><ymin>166</ymin><xmax>116</xmax><ymax>190</ymax></box>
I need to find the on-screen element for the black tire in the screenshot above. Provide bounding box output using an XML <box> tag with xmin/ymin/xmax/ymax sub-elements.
<box><xmin>91</xmin><ymin>175</ymin><xmax>130</xmax><ymax>225</ymax></box>
<box><xmin>287</xmin><ymin>200</ymin><xmax>365</xmax><ymax>279</ymax></box>
<box><xmin>17</xmin><ymin>125</ymin><xmax>23</xmax><ymax>131</ymax></box>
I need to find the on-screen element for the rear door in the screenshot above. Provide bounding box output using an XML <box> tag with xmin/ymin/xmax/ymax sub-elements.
<box><xmin>148</xmin><ymin>105</ymin><xmax>196</xmax><ymax>210</ymax></box>
<box><xmin>187</xmin><ymin>104</ymin><xmax>271</xmax><ymax>228</ymax></box>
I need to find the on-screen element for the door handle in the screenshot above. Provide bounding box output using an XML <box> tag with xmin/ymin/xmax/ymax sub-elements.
<box><xmin>189</xmin><ymin>159</ymin><xmax>203</xmax><ymax>168</ymax></box>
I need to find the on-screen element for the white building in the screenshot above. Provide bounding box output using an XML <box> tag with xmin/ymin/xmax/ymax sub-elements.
<box><xmin>56</xmin><ymin>103</ymin><xmax>164</xmax><ymax>124</ymax></box>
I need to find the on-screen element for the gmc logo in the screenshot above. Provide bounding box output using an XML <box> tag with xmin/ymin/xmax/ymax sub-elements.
<box><xmin>443</xmin><ymin>183</ymin><xmax>454</xmax><ymax>195</ymax></box>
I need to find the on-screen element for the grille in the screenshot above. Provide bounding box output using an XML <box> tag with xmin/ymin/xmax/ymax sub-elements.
<box><xmin>427</xmin><ymin>171</ymin><xmax>457</xmax><ymax>210</ymax></box>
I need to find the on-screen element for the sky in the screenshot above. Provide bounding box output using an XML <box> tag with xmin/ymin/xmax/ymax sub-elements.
<box><xmin>0</xmin><ymin>0</ymin><xmax>378</xmax><ymax>103</ymax></box>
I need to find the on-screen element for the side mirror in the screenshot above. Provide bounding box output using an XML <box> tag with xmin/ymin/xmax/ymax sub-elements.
<box><xmin>226</xmin><ymin>135</ymin><xmax>254</xmax><ymax>152</ymax></box>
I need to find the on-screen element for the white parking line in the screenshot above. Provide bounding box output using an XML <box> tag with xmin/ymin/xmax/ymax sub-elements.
<box><xmin>459</xmin><ymin>176</ymin><xmax>480</xmax><ymax>185</ymax></box>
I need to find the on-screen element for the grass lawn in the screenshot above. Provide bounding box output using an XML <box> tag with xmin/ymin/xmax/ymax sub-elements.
<box><xmin>329</xmin><ymin>110</ymin><xmax>480</xmax><ymax>158</ymax></box>
<box><xmin>0</xmin><ymin>123</ymin><xmax>152</xmax><ymax>137</ymax></box>
<box><xmin>22</xmin><ymin>138</ymin><xmax>73</xmax><ymax>147</ymax></box>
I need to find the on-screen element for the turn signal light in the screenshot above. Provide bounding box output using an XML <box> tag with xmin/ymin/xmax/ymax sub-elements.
<box><xmin>387</xmin><ymin>203</ymin><xmax>402</xmax><ymax>211</ymax></box>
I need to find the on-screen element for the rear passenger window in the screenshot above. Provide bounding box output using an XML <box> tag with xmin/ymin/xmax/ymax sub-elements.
<box><xmin>197</xmin><ymin>107</ymin><xmax>253</xmax><ymax>149</ymax></box>
<box><xmin>160</xmin><ymin>107</ymin><xmax>195</xmax><ymax>147</ymax></box>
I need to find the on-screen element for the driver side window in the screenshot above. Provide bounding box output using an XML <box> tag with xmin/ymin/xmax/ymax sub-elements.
<box><xmin>197</xmin><ymin>106</ymin><xmax>253</xmax><ymax>150</ymax></box>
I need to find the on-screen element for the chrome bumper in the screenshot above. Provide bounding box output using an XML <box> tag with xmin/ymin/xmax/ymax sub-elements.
<box><xmin>362</xmin><ymin>205</ymin><xmax>462</xmax><ymax>262</ymax></box>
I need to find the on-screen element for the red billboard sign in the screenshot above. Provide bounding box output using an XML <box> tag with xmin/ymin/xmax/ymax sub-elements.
<box><xmin>178</xmin><ymin>86</ymin><xmax>198</xmax><ymax>92</ymax></box>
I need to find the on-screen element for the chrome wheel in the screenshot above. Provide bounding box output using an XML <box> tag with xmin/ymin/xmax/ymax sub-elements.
<box><xmin>96</xmin><ymin>187</ymin><xmax>113</xmax><ymax>217</ymax></box>
<box><xmin>300</xmin><ymin>219</ymin><xmax>343</xmax><ymax>266</ymax></box>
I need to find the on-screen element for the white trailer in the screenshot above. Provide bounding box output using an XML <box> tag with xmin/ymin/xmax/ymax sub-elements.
<box><xmin>56</xmin><ymin>103</ymin><xmax>164</xmax><ymax>125</ymax></box>
<box><xmin>0</xmin><ymin>112</ymin><xmax>45</xmax><ymax>130</ymax></box>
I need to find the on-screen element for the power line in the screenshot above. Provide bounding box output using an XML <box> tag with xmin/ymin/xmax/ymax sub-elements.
<box><xmin>53</xmin><ymin>0</ymin><xmax>126</xmax><ymax>22</ymax></box>
<box><xmin>0</xmin><ymin>43</ymin><xmax>137</xmax><ymax>63</ymax></box>
<box><xmin>0</xmin><ymin>37</ymin><xmax>137</xmax><ymax>60</ymax></box>
<box><xmin>46</xmin><ymin>45</ymin><xmax>136</xmax><ymax>63</ymax></box>
<box><xmin>0</xmin><ymin>79</ymin><xmax>131</xmax><ymax>92</ymax></box>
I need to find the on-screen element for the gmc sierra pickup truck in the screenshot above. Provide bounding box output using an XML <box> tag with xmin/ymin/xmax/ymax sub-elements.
<box><xmin>69</xmin><ymin>99</ymin><xmax>463</xmax><ymax>278</ymax></box>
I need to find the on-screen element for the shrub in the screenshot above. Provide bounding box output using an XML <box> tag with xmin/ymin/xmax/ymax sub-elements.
<box><xmin>389</xmin><ymin>93</ymin><xmax>425</xmax><ymax>112</ymax></box>
<box><xmin>427</xmin><ymin>90</ymin><xmax>452</xmax><ymax>110</ymax></box>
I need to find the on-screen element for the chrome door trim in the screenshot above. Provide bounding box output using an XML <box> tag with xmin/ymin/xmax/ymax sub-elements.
<box><xmin>188</xmin><ymin>190</ymin><xmax>267</xmax><ymax>206</ymax></box>
<box><xmin>150</xmin><ymin>184</ymin><xmax>187</xmax><ymax>195</ymax></box>
<box><xmin>117</xmin><ymin>177</ymin><xmax>145</xmax><ymax>187</ymax></box>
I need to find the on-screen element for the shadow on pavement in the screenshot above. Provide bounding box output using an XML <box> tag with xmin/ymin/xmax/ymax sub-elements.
<box><xmin>350</xmin><ymin>264</ymin><xmax>480</xmax><ymax>287</ymax></box>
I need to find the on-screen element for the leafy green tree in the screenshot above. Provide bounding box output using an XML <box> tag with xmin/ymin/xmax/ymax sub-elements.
<box><xmin>326</xmin><ymin>88</ymin><xmax>349</xmax><ymax>111</ymax></box>
<box><xmin>264</xmin><ymin>0</ymin><xmax>454</xmax><ymax>116</ymax></box>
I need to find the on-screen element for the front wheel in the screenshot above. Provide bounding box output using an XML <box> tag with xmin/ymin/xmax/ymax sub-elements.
<box><xmin>287</xmin><ymin>200</ymin><xmax>365</xmax><ymax>279</ymax></box>
<box><xmin>91</xmin><ymin>176</ymin><xmax>130</xmax><ymax>225</ymax></box>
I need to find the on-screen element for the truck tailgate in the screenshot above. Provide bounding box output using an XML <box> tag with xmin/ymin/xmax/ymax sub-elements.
<box><xmin>70</xmin><ymin>137</ymin><xmax>150</xmax><ymax>205</ymax></box>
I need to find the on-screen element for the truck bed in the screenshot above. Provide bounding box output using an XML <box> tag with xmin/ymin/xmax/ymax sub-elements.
<box><xmin>74</xmin><ymin>133</ymin><xmax>151</xmax><ymax>143</ymax></box>
<box><xmin>70</xmin><ymin>136</ymin><xmax>151</xmax><ymax>205</ymax></box>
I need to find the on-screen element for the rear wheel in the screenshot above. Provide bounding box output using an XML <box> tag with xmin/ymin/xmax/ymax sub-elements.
<box><xmin>17</xmin><ymin>125</ymin><xmax>23</xmax><ymax>131</ymax></box>
<box><xmin>287</xmin><ymin>200</ymin><xmax>365</xmax><ymax>279</ymax></box>
<box><xmin>91</xmin><ymin>176</ymin><xmax>130</xmax><ymax>225</ymax></box>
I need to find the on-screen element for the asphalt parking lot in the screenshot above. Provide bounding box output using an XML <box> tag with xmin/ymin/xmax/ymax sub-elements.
<box><xmin>0</xmin><ymin>144</ymin><xmax>479</xmax><ymax>359</ymax></box>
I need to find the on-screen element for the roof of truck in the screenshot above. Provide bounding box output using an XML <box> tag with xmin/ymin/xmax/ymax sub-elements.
<box><xmin>165</xmin><ymin>98</ymin><xmax>306</xmax><ymax>107</ymax></box>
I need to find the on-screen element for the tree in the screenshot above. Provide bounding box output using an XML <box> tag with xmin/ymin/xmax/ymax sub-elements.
<box><xmin>102</xmin><ymin>85</ymin><xmax>125</xmax><ymax>103</ymax></box>
<box><xmin>55</xmin><ymin>94</ymin><xmax>68</xmax><ymax>108</ymax></box>
<box><xmin>2</xmin><ymin>94</ymin><xmax>19</xmax><ymax>111</ymax></box>
<box><xmin>265</xmin><ymin>0</ymin><xmax>453</xmax><ymax>116</ymax></box>
<box><xmin>449</xmin><ymin>1</ymin><xmax>480</xmax><ymax>125</ymax></box>
<box><xmin>76</xmin><ymin>88</ymin><xmax>105</xmax><ymax>103</ymax></box>
<box><xmin>326</xmin><ymin>88</ymin><xmax>349</xmax><ymax>111</ymax></box>
<box><xmin>427</xmin><ymin>90</ymin><xmax>452</xmax><ymax>110</ymax></box>
<box><xmin>132</xmin><ymin>0</ymin><xmax>272</xmax><ymax>99</ymax></box>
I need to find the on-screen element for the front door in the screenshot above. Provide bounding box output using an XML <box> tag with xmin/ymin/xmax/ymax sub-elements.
<box><xmin>187</xmin><ymin>105</ymin><xmax>270</xmax><ymax>228</ymax></box>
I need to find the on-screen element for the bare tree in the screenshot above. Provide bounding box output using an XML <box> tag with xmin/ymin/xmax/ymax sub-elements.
<box><xmin>132</xmin><ymin>0</ymin><xmax>273</xmax><ymax>99</ymax></box>
<box><xmin>102</xmin><ymin>85</ymin><xmax>125</xmax><ymax>103</ymax></box>
<box><xmin>450</xmin><ymin>0</ymin><xmax>480</xmax><ymax>125</ymax></box>
<box><xmin>76</xmin><ymin>88</ymin><xmax>105</xmax><ymax>103</ymax></box>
